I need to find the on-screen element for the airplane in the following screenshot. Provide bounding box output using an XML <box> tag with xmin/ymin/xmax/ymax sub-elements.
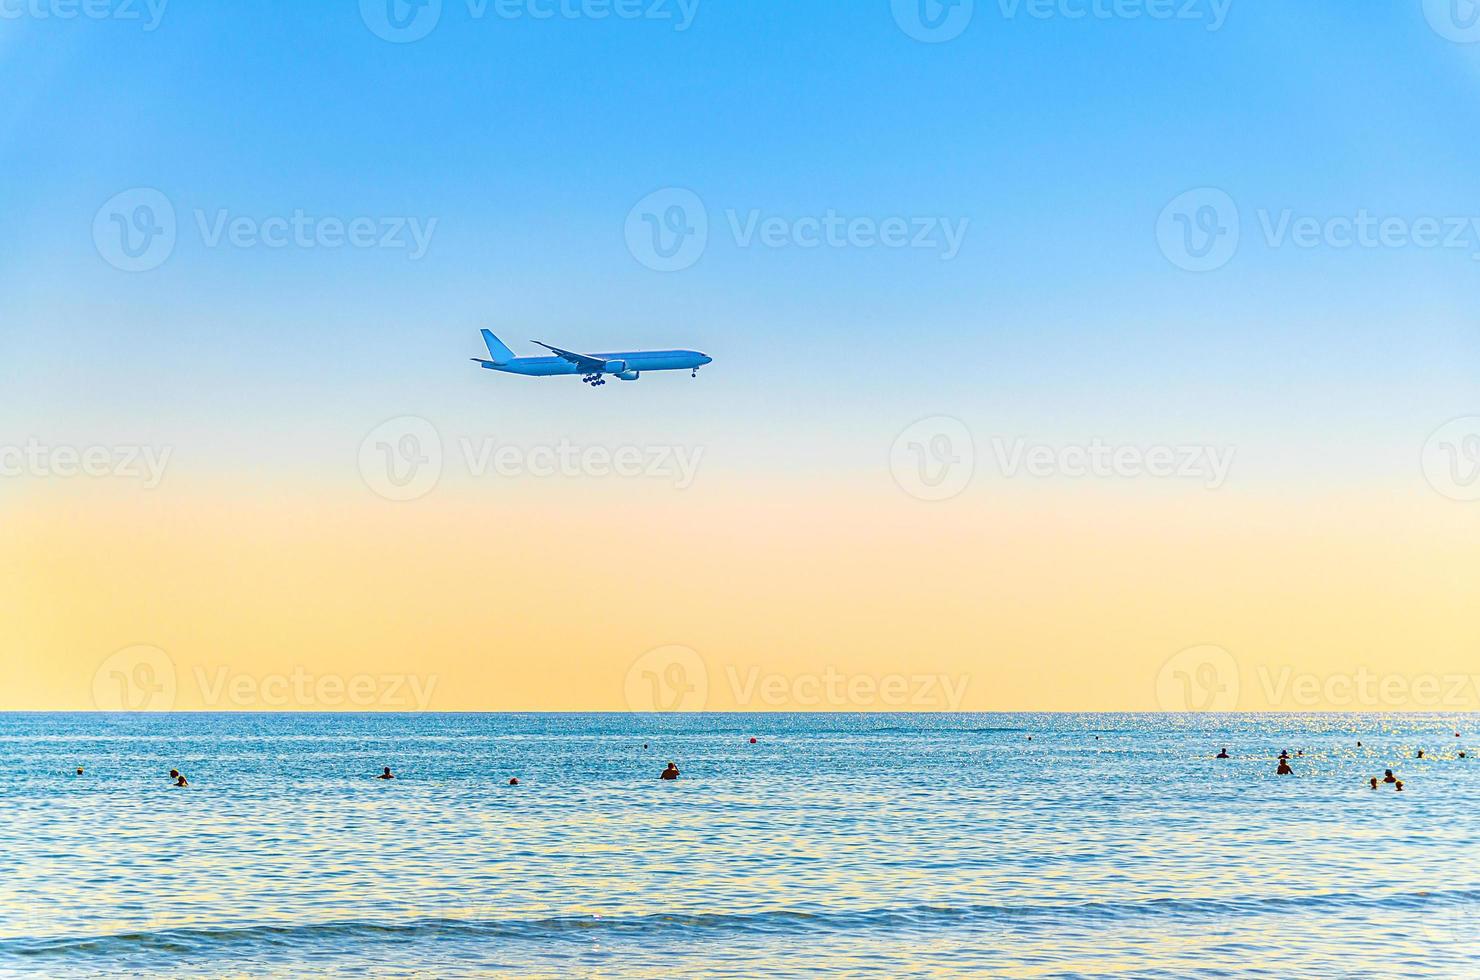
<box><xmin>471</xmin><ymin>330</ymin><xmax>713</xmax><ymax>387</ymax></box>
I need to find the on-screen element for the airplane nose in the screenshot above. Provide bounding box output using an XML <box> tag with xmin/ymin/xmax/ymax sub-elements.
<box><xmin>700</xmin><ymin>354</ymin><xmax>713</xmax><ymax>365</ymax></box>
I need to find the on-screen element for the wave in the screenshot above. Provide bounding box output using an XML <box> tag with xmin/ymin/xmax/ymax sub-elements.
<box><xmin>10</xmin><ymin>888</ymin><xmax>1478</xmax><ymax>959</ymax></box>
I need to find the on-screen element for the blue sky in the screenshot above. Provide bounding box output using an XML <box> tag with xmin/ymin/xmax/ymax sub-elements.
<box><xmin>2</xmin><ymin>1</ymin><xmax>1477</xmax><ymax>487</ymax></box>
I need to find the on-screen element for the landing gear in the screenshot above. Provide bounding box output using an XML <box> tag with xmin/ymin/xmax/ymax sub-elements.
<box><xmin>582</xmin><ymin>373</ymin><xmax>606</xmax><ymax>387</ymax></box>
<box><xmin>691</xmin><ymin>369</ymin><xmax>699</xmax><ymax>378</ymax></box>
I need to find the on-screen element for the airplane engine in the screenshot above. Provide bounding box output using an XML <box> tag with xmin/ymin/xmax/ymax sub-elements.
<box><xmin>615</xmin><ymin>370</ymin><xmax>640</xmax><ymax>381</ymax></box>
<box><xmin>602</xmin><ymin>360</ymin><xmax>629</xmax><ymax>375</ymax></box>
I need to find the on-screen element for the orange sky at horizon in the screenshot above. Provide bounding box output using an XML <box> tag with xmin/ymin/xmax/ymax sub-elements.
<box><xmin>5</xmin><ymin>470</ymin><xmax>1477</xmax><ymax>713</ymax></box>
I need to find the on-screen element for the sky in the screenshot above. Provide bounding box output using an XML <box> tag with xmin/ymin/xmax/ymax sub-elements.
<box><xmin>1</xmin><ymin>0</ymin><xmax>1478</xmax><ymax>711</ymax></box>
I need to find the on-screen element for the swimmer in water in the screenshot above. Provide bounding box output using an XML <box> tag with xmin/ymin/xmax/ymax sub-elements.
<box><xmin>1276</xmin><ymin>759</ymin><xmax>1294</xmax><ymax>775</ymax></box>
<box><xmin>174</xmin><ymin>775</ymin><xmax>188</xmax><ymax>787</ymax></box>
<box><xmin>1370</xmin><ymin>777</ymin><xmax>1378</xmax><ymax>789</ymax></box>
<box><xmin>378</xmin><ymin>767</ymin><xmax>394</xmax><ymax>780</ymax></box>
<box><xmin>660</xmin><ymin>762</ymin><xmax>680</xmax><ymax>780</ymax></box>
<box><xmin>75</xmin><ymin>767</ymin><xmax>84</xmax><ymax>775</ymax></box>
<box><xmin>1395</xmin><ymin>780</ymin><xmax>1404</xmax><ymax>792</ymax></box>
<box><xmin>1216</xmin><ymin>748</ymin><xmax>1230</xmax><ymax>759</ymax></box>
<box><xmin>169</xmin><ymin>769</ymin><xmax>179</xmax><ymax>780</ymax></box>
<box><xmin>1416</xmin><ymin>749</ymin><xmax>1424</xmax><ymax>758</ymax></box>
<box><xmin>508</xmin><ymin>777</ymin><xmax>519</xmax><ymax>786</ymax></box>
<box><xmin>1382</xmin><ymin>769</ymin><xmax>1397</xmax><ymax>784</ymax></box>
<box><xmin>1278</xmin><ymin>750</ymin><xmax>1290</xmax><ymax>760</ymax></box>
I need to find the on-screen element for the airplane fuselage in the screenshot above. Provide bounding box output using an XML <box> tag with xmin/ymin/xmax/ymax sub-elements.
<box><xmin>473</xmin><ymin>330</ymin><xmax>712</xmax><ymax>385</ymax></box>
<box><xmin>479</xmin><ymin>350</ymin><xmax>711</xmax><ymax>377</ymax></box>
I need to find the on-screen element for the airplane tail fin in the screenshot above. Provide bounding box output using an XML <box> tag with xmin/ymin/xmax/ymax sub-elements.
<box><xmin>480</xmin><ymin>329</ymin><xmax>516</xmax><ymax>364</ymax></box>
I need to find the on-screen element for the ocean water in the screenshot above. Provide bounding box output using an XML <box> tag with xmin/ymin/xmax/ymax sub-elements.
<box><xmin>0</xmin><ymin>713</ymin><xmax>1475</xmax><ymax>979</ymax></box>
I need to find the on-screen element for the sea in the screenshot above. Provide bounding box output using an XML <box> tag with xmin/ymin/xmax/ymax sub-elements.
<box><xmin>0</xmin><ymin>712</ymin><xmax>1475</xmax><ymax>978</ymax></box>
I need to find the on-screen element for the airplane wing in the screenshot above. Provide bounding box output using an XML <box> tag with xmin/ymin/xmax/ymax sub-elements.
<box><xmin>533</xmin><ymin>341</ymin><xmax>608</xmax><ymax>373</ymax></box>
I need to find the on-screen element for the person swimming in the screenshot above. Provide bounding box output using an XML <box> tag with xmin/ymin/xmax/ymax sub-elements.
<box><xmin>660</xmin><ymin>762</ymin><xmax>680</xmax><ymax>780</ymax></box>
<box><xmin>1216</xmin><ymin>748</ymin><xmax>1230</xmax><ymax>759</ymax></box>
<box><xmin>169</xmin><ymin>769</ymin><xmax>180</xmax><ymax>780</ymax></box>
<box><xmin>1416</xmin><ymin>749</ymin><xmax>1424</xmax><ymax>758</ymax></box>
<box><xmin>75</xmin><ymin>767</ymin><xmax>84</xmax><ymax>775</ymax></box>
<box><xmin>508</xmin><ymin>777</ymin><xmax>519</xmax><ymax>786</ymax></box>
<box><xmin>1278</xmin><ymin>750</ymin><xmax>1290</xmax><ymax>760</ymax></box>
<box><xmin>1394</xmin><ymin>780</ymin><xmax>1404</xmax><ymax>792</ymax></box>
<box><xmin>173</xmin><ymin>775</ymin><xmax>188</xmax><ymax>787</ymax></box>
<box><xmin>1276</xmin><ymin>759</ymin><xmax>1294</xmax><ymax>775</ymax></box>
<box><xmin>378</xmin><ymin>767</ymin><xmax>395</xmax><ymax>780</ymax></box>
<box><xmin>1369</xmin><ymin>777</ymin><xmax>1378</xmax><ymax>789</ymax></box>
<box><xmin>1382</xmin><ymin>769</ymin><xmax>1397</xmax><ymax>783</ymax></box>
